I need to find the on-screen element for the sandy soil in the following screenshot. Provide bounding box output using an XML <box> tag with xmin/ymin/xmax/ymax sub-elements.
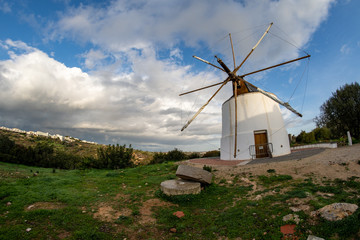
<box><xmin>187</xmin><ymin>144</ymin><xmax>360</xmax><ymax>182</ymax></box>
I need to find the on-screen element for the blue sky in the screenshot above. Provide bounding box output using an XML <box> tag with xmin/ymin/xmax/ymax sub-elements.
<box><xmin>0</xmin><ymin>0</ymin><xmax>359</xmax><ymax>151</ymax></box>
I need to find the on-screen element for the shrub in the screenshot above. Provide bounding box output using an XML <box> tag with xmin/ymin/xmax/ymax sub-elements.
<box><xmin>188</xmin><ymin>152</ymin><xmax>201</xmax><ymax>159</ymax></box>
<box><xmin>152</xmin><ymin>148</ymin><xmax>188</xmax><ymax>164</ymax></box>
<box><xmin>313</xmin><ymin>127</ymin><xmax>331</xmax><ymax>141</ymax></box>
<box><xmin>203</xmin><ymin>150</ymin><xmax>220</xmax><ymax>158</ymax></box>
<box><xmin>166</xmin><ymin>148</ymin><xmax>187</xmax><ymax>161</ymax></box>
<box><xmin>97</xmin><ymin>144</ymin><xmax>134</xmax><ymax>169</ymax></box>
<box><xmin>203</xmin><ymin>165</ymin><xmax>212</xmax><ymax>172</ymax></box>
<box><xmin>152</xmin><ymin>152</ymin><xmax>167</xmax><ymax>164</ymax></box>
<box><xmin>0</xmin><ymin>134</ymin><xmax>15</xmax><ymax>154</ymax></box>
<box><xmin>258</xmin><ymin>175</ymin><xmax>293</xmax><ymax>185</ymax></box>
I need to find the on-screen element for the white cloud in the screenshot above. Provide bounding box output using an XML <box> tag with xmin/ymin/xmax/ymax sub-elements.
<box><xmin>340</xmin><ymin>44</ymin><xmax>351</xmax><ymax>54</ymax></box>
<box><xmin>81</xmin><ymin>49</ymin><xmax>109</xmax><ymax>69</ymax></box>
<box><xmin>0</xmin><ymin>0</ymin><xmax>11</xmax><ymax>13</ymax></box>
<box><xmin>0</xmin><ymin>40</ymin><xmax>222</xmax><ymax>150</ymax></box>
<box><xmin>0</xmin><ymin>0</ymin><xmax>335</xmax><ymax>151</ymax></box>
<box><xmin>170</xmin><ymin>48</ymin><xmax>183</xmax><ymax>61</ymax></box>
<box><xmin>52</xmin><ymin>0</ymin><xmax>334</xmax><ymax>64</ymax></box>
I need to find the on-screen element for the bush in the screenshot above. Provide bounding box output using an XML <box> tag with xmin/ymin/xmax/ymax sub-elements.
<box><xmin>188</xmin><ymin>152</ymin><xmax>201</xmax><ymax>159</ymax></box>
<box><xmin>203</xmin><ymin>150</ymin><xmax>220</xmax><ymax>158</ymax></box>
<box><xmin>152</xmin><ymin>148</ymin><xmax>188</xmax><ymax>164</ymax></box>
<box><xmin>152</xmin><ymin>152</ymin><xmax>167</xmax><ymax>164</ymax></box>
<box><xmin>304</xmin><ymin>131</ymin><xmax>315</xmax><ymax>143</ymax></box>
<box><xmin>166</xmin><ymin>148</ymin><xmax>187</xmax><ymax>161</ymax></box>
<box><xmin>295</xmin><ymin>130</ymin><xmax>315</xmax><ymax>144</ymax></box>
<box><xmin>0</xmin><ymin>134</ymin><xmax>15</xmax><ymax>154</ymax></box>
<box><xmin>203</xmin><ymin>165</ymin><xmax>212</xmax><ymax>172</ymax></box>
<box><xmin>97</xmin><ymin>144</ymin><xmax>134</xmax><ymax>169</ymax></box>
<box><xmin>313</xmin><ymin>127</ymin><xmax>331</xmax><ymax>141</ymax></box>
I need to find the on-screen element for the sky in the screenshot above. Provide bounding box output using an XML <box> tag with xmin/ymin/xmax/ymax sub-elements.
<box><xmin>0</xmin><ymin>0</ymin><xmax>359</xmax><ymax>152</ymax></box>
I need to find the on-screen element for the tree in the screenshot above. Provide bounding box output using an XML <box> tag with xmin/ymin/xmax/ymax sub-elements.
<box><xmin>312</xmin><ymin>127</ymin><xmax>331</xmax><ymax>141</ymax></box>
<box><xmin>295</xmin><ymin>130</ymin><xmax>315</xmax><ymax>144</ymax></box>
<box><xmin>315</xmin><ymin>82</ymin><xmax>360</xmax><ymax>139</ymax></box>
<box><xmin>97</xmin><ymin>144</ymin><xmax>133</xmax><ymax>169</ymax></box>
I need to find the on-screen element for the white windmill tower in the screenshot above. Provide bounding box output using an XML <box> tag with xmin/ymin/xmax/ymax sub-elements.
<box><xmin>180</xmin><ymin>23</ymin><xmax>310</xmax><ymax>161</ymax></box>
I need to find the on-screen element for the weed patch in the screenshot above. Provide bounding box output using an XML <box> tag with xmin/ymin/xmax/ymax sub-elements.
<box><xmin>258</xmin><ymin>174</ymin><xmax>293</xmax><ymax>185</ymax></box>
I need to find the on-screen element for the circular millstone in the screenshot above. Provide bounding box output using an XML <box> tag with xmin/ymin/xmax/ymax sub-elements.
<box><xmin>160</xmin><ymin>179</ymin><xmax>201</xmax><ymax>196</ymax></box>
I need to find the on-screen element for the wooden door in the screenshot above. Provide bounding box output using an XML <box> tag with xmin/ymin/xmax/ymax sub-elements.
<box><xmin>254</xmin><ymin>131</ymin><xmax>269</xmax><ymax>158</ymax></box>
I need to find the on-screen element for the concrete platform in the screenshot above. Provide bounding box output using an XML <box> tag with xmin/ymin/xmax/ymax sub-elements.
<box><xmin>160</xmin><ymin>179</ymin><xmax>201</xmax><ymax>196</ymax></box>
<box><xmin>187</xmin><ymin>148</ymin><xmax>325</xmax><ymax>166</ymax></box>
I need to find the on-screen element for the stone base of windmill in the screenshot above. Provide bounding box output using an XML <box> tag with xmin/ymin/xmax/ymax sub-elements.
<box><xmin>160</xmin><ymin>165</ymin><xmax>213</xmax><ymax>196</ymax></box>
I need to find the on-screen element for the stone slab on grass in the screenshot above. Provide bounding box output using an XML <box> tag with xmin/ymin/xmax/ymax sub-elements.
<box><xmin>317</xmin><ymin>202</ymin><xmax>358</xmax><ymax>221</ymax></box>
<box><xmin>307</xmin><ymin>235</ymin><xmax>325</xmax><ymax>240</ymax></box>
<box><xmin>160</xmin><ymin>179</ymin><xmax>201</xmax><ymax>196</ymax></box>
<box><xmin>176</xmin><ymin>165</ymin><xmax>213</xmax><ymax>184</ymax></box>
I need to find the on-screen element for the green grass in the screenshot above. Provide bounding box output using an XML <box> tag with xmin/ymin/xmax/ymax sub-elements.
<box><xmin>1</xmin><ymin>161</ymin><xmax>360</xmax><ymax>239</ymax></box>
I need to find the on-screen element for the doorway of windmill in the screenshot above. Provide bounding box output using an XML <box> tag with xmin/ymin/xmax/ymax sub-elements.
<box><xmin>254</xmin><ymin>130</ymin><xmax>269</xmax><ymax>158</ymax></box>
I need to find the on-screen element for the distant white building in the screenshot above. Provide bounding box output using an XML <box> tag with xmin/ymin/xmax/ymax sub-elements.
<box><xmin>36</xmin><ymin>131</ymin><xmax>49</xmax><ymax>137</ymax></box>
<box><xmin>1</xmin><ymin>125</ymin><xmax>97</xmax><ymax>145</ymax></box>
<box><xmin>50</xmin><ymin>134</ymin><xmax>64</xmax><ymax>141</ymax></box>
<box><xmin>55</xmin><ymin>134</ymin><xmax>64</xmax><ymax>141</ymax></box>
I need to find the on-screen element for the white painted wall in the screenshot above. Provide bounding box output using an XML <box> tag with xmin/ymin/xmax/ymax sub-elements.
<box><xmin>221</xmin><ymin>92</ymin><xmax>290</xmax><ymax>160</ymax></box>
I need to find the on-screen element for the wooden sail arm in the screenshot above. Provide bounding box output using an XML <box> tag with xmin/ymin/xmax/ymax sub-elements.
<box><xmin>192</xmin><ymin>56</ymin><xmax>225</xmax><ymax>72</ymax></box>
<box><xmin>233</xmin><ymin>81</ymin><xmax>238</xmax><ymax>158</ymax></box>
<box><xmin>179</xmin><ymin>81</ymin><xmax>225</xmax><ymax>96</ymax></box>
<box><xmin>239</xmin><ymin>55</ymin><xmax>311</xmax><ymax>78</ymax></box>
<box><xmin>229</xmin><ymin>33</ymin><xmax>236</xmax><ymax>69</ymax></box>
<box><xmin>179</xmin><ymin>54</ymin><xmax>311</xmax><ymax>96</ymax></box>
<box><xmin>233</xmin><ymin>22</ymin><xmax>273</xmax><ymax>75</ymax></box>
<box><xmin>181</xmin><ymin>77</ymin><xmax>231</xmax><ymax>131</ymax></box>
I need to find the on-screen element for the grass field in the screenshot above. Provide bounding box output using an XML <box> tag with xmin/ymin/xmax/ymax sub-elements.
<box><xmin>1</xmin><ymin>161</ymin><xmax>360</xmax><ymax>239</ymax></box>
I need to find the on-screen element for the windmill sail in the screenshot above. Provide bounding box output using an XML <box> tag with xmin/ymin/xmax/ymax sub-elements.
<box><xmin>243</xmin><ymin>81</ymin><xmax>302</xmax><ymax>117</ymax></box>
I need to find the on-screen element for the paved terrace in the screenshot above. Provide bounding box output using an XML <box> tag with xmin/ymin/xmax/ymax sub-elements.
<box><xmin>188</xmin><ymin>148</ymin><xmax>325</xmax><ymax>166</ymax></box>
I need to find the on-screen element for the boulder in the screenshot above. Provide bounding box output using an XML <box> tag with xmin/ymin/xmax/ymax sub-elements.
<box><xmin>317</xmin><ymin>202</ymin><xmax>358</xmax><ymax>221</ymax></box>
<box><xmin>160</xmin><ymin>179</ymin><xmax>201</xmax><ymax>196</ymax></box>
<box><xmin>283</xmin><ymin>214</ymin><xmax>300</xmax><ymax>224</ymax></box>
<box><xmin>307</xmin><ymin>236</ymin><xmax>325</xmax><ymax>240</ymax></box>
<box><xmin>176</xmin><ymin>165</ymin><xmax>213</xmax><ymax>184</ymax></box>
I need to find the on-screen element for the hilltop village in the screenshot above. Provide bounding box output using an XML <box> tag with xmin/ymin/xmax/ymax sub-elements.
<box><xmin>0</xmin><ymin>126</ymin><xmax>97</xmax><ymax>145</ymax></box>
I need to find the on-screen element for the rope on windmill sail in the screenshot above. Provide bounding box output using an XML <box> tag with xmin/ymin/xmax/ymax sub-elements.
<box><xmin>300</xmin><ymin>59</ymin><xmax>310</xmax><ymax>113</ymax></box>
<box><xmin>269</xmin><ymin>25</ymin><xmax>309</xmax><ymax>56</ymax></box>
<box><xmin>287</xmin><ymin>57</ymin><xmax>310</xmax><ymax>103</ymax></box>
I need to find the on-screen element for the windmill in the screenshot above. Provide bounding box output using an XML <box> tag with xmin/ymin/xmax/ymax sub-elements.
<box><xmin>180</xmin><ymin>23</ymin><xmax>310</xmax><ymax>160</ymax></box>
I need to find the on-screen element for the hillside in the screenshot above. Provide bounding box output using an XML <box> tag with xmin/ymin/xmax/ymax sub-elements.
<box><xmin>0</xmin><ymin>129</ymin><xmax>154</xmax><ymax>164</ymax></box>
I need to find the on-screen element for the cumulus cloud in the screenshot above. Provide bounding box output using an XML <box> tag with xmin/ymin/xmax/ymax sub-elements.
<box><xmin>52</xmin><ymin>0</ymin><xmax>334</xmax><ymax>66</ymax></box>
<box><xmin>0</xmin><ymin>0</ymin><xmax>335</xmax><ymax>151</ymax></box>
<box><xmin>0</xmin><ymin>39</ymin><xmax>221</xmax><ymax>150</ymax></box>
